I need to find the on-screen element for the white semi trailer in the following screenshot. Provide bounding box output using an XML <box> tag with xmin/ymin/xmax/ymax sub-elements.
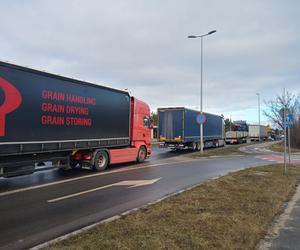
<box><xmin>225</xmin><ymin>131</ymin><xmax>248</xmax><ymax>144</ymax></box>
<box><xmin>248</xmin><ymin>125</ymin><xmax>267</xmax><ymax>141</ymax></box>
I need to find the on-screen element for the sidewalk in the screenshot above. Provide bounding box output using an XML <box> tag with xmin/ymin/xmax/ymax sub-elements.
<box><xmin>259</xmin><ymin>183</ymin><xmax>300</xmax><ymax>250</ymax></box>
<box><xmin>270</xmin><ymin>188</ymin><xmax>300</xmax><ymax>250</ymax></box>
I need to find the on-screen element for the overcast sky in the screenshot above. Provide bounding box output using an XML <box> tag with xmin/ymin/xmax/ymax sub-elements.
<box><xmin>0</xmin><ymin>0</ymin><xmax>299</xmax><ymax>124</ymax></box>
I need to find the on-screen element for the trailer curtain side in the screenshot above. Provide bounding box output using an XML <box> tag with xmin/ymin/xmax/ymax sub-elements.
<box><xmin>158</xmin><ymin>108</ymin><xmax>224</xmax><ymax>143</ymax></box>
<box><xmin>0</xmin><ymin>62</ymin><xmax>130</xmax><ymax>156</ymax></box>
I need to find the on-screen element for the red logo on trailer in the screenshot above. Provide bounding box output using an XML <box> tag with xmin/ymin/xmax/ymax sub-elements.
<box><xmin>0</xmin><ymin>78</ymin><xmax>22</xmax><ymax>137</ymax></box>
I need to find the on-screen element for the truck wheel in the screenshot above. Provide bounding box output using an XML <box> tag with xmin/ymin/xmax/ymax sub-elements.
<box><xmin>196</xmin><ymin>142</ymin><xmax>201</xmax><ymax>151</ymax></box>
<box><xmin>191</xmin><ymin>142</ymin><xmax>197</xmax><ymax>151</ymax></box>
<box><xmin>69</xmin><ymin>160</ymin><xmax>79</xmax><ymax>169</ymax></box>
<box><xmin>137</xmin><ymin>146</ymin><xmax>147</xmax><ymax>163</ymax></box>
<box><xmin>93</xmin><ymin>151</ymin><xmax>109</xmax><ymax>171</ymax></box>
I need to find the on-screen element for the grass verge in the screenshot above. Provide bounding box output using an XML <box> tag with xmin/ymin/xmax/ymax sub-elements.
<box><xmin>46</xmin><ymin>164</ymin><xmax>300</xmax><ymax>250</ymax></box>
<box><xmin>188</xmin><ymin>144</ymin><xmax>246</xmax><ymax>158</ymax></box>
<box><xmin>270</xmin><ymin>142</ymin><xmax>300</xmax><ymax>153</ymax></box>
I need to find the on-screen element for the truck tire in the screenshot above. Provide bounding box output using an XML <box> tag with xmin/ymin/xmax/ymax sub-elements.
<box><xmin>69</xmin><ymin>160</ymin><xmax>79</xmax><ymax>169</ymax></box>
<box><xmin>196</xmin><ymin>142</ymin><xmax>201</xmax><ymax>151</ymax></box>
<box><xmin>191</xmin><ymin>142</ymin><xmax>197</xmax><ymax>151</ymax></box>
<box><xmin>93</xmin><ymin>151</ymin><xmax>109</xmax><ymax>171</ymax></box>
<box><xmin>137</xmin><ymin>146</ymin><xmax>147</xmax><ymax>163</ymax></box>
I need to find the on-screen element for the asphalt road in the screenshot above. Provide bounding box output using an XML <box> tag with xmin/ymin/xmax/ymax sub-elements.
<box><xmin>0</xmin><ymin>145</ymin><xmax>174</xmax><ymax>192</ymax></box>
<box><xmin>0</xmin><ymin>144</ymin><xmax>275</xmax><ymax>250</ymax></box>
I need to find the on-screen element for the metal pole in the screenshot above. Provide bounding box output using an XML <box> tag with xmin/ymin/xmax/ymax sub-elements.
<box><xmin>258</xmin><ymin>93</ymin><xmax>261</xmax><ymax>142</ymax></box>
<box><xmin>188</xmin><ymin>31</ymin><xmax>216</xmax><ymax>154</ymax></box>
<box><xmin>200</xmin><ymin>36</ymin><xmax>204</xmax><ymax>154</ymax></box>
<box><xmin>284</xmin><ymin>88</ymin><xmax>287</xmax><ymax>174</ymax></box>
<box><xmin>256</xmin><ymin>93</ymin><xmax>260</xmax><ymax>142</ymax></box>
<box><xmin>288</xmin><ymin>125</ymin><xmax>291</xmax><ymax>165</ymax></box>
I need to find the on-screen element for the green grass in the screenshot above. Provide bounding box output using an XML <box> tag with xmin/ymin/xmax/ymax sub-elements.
<box><xmin>46</xmin><ymin>164</ymin><xmax>300</xmax><ymax>250</ymax></box>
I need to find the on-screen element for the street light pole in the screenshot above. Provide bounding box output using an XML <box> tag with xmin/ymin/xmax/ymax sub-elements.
<box><xmin>200</xmin><ymin>36</ymin><xmax>204</xmax><ymax>153</ymax></box>
<box><xmin>188</xmin><ymin>30</ymin><xmax>216</xmax><ymax>154</ymax></box>
<box><xmin>256</xmin><ymin>93</ymin><xmax>260</xmax><ymax>141</ymax></box>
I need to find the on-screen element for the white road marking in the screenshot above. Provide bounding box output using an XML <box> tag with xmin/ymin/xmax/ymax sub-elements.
<box><xmin>47</xmin><ymin>178</ymin><xmax>161</xmax><ymax>203</ymax></box>
<box><xmin>0</xmin><ymin>159</ymin><xmax>194</xmax><ymax>197</ymax></box>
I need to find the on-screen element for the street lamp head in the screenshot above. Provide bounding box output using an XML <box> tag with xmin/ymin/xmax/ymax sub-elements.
<box><xmin>208</xmin><ymin>30</ymin><xmax>217</xmax><ymax>35</ymax></box>
<box><xmin>188</xmin><ymin>35</ymin><xmax>197</xmax><ymax>38</ymax></box>
<box><xmin>256</xmin><ymin>93</ymin><xmax>260</xmax><ymax>96</ymax></box>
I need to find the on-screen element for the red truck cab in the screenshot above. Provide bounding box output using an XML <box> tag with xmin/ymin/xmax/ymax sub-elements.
<box><xmin>109</xmin><ymin>97</ymin><xmax>152</xmax><ymax>165</ymax></box>
<box><xmin>71</xmin><ymin>97</ymin><xmax>152</xmax><ymax>171</ymax></box>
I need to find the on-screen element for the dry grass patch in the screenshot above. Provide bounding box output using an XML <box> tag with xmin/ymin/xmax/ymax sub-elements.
<box><xmin>270</xmin><ymin>142</ymin><xmax>300</xmax><ymax>153</ymax></box>
<box><xmin>46</xmin><ymin>164</ymin><xmax>300</xmax><ymax>250</ymax></box>
<box><xmin>189</xmin><ymin>144</ymin><xmax>246</xmax><ymax>158</ymax></box>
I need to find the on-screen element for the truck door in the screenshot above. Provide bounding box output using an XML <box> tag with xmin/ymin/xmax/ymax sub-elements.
<box><xmin>164</xmin><ymin>111</ymin><xmax>173</xmax><ymax>140</ymax></box>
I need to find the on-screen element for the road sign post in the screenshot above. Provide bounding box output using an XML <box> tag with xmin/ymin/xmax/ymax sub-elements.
<box><xmin>288</xmin><ymin>125</ymin><xmax>291</xmax><ymax>165</ymax></box>
<box><xmin>196</xmin><ymin>113</ymin><xmax>206</xmax><ymax>153</ymax></box>
<box><xmin>283</xmin><ymin>89</ymin><xmax>287</xmax><ymax>174</ymax></box>
<box><xmin>287</xmin><ymin>113</ymin><xmax>294</xmax><ymax>166</ymax></box>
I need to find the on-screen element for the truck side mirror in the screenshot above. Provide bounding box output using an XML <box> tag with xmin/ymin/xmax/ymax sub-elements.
<box><xmin>149</xmin><ymin>118</ymin><xmax>154</xmax><ymax>129</ymax></box>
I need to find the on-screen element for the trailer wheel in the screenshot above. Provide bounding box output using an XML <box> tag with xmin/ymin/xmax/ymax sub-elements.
<box><xmin>191</xmin><ymin>142</ymin><xmax>197</xmax><ymax>151</ymax></box>
<box><xmin>69</xmin><ymin>160</ymin><xmax>79</xmax><ymax>169</ymax></box>
<box><xmin>137</xmin><ymin>146</ymin><xmax>147</xmax><ymax>163</ymax></box>
<box><xmin>93</xmin><ymin>151</ymin><xmax>109</xmax><ymax>171</ymax></box>
<box><xmin>196</xmin><ymin>142</ymin><xmax>201</xmax><ymax>151</ymax></box>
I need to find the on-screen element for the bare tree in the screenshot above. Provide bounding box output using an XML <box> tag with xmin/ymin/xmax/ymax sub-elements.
<box><xmin>224</xmin><ymin>118</ymin><xmax>233</xmax><ymax>132</ymax></box>
<box><xmin>264</xmin><ymin>91</ymin><xmax>300</xmax><ymax>148</ymax></box>
<box><xmin>263</xmin><ymin>91</ymin><xmax>300</xmax><ymax>129</ymax></box>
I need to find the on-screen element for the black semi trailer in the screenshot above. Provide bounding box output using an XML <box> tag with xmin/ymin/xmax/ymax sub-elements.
<box><xmin>0</xmin><ymin>61</ymin><xmax>132</xmax><ymax>177</ymax></box>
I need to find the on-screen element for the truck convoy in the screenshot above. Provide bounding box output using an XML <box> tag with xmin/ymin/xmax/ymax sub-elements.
<box><xmin>158</xmin><ymin>107</ymin><xmax>225</xmax><ymax>150</ymax></box>
<box><xmin>0</xmin><ymin>61</ymin><xmax>152</xmax><ymax>178</ymax></box>
<box><xmin>248</xmin><ymin>125</ymin><xmax>268</xmax><ymax>141</ymax></box>
<box><xmin>225</xmin><ymin>120</ymin><xmax>248</xmax><ymax>144</ymax></box>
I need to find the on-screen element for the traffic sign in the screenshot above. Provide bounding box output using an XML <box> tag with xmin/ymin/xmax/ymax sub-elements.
<box><xmin>196</xmin><ymin>113</ymin><xmax>206</xmax><ymax>124</ymax></box>
<box><xmin>287</xmin><ymin>114</ymin><xmax>295</xmax><ymax>127</ymax></box>
<box><xmin>288</xmin><ymin>113</ymin><xmax>294</xmax><ymax>121</ymax></box>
